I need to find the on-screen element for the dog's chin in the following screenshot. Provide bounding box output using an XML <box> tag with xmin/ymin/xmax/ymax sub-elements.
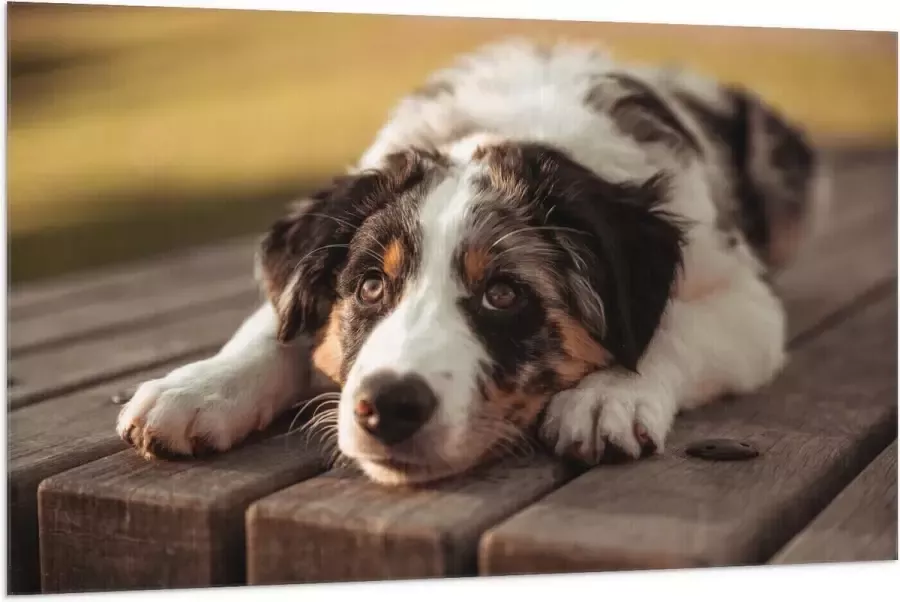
<box><xmin>353</xmin><ymin>455</ymin><xmax>477</xmax><ymax>487</ymax></box>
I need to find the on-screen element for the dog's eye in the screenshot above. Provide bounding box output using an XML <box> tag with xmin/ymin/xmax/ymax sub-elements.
<box><xmin>358</xmin><ymin>273</ymin><xmax>385</xmax><ymax>305</ymax></box>
<box><xmin>482</xmin><ymin>280</ymin><xmax>518</xmax><ymax>311</ymax></box>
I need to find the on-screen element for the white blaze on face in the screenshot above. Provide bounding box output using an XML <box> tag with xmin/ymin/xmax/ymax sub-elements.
<box><xmin>338</xmin><ymin>168</ymin><xmax>491</xmax><ymax>455</ymax></box>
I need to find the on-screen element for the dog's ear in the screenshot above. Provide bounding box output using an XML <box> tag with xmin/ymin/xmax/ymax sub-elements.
<box><xmin>256</xmin><ymin>151</ymin><xmax>438</xmax><ymax>343</ymax></box>
<box><xmin>255</xmin><ymin>183</ymin><xmax>356</xmax><ymax>344</ymax></box>
<box><xmin>523</xmin><ymin>146</ymin><xmax>686</xmax><ymax>372</ymax></box>
<box><xmin>728</xmin><ymin>87</ymin><xmax>825</xmax><ymax>269</ymax></box>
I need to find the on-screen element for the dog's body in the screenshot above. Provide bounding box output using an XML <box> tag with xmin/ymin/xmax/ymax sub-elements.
<box><xmin>117</xmin><ymin>39</ymin><xmax>828</xmax><ymax>485</ymax></box>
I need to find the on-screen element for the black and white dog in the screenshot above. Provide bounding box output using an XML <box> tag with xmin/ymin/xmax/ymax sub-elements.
<box><xmin>117</xmin><ymin>39</ymin><xmax>829</xmax><ymax>486</ymax></box>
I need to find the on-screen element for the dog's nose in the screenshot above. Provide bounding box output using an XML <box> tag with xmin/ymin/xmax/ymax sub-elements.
<box><xmin>353</xmin><ymin>371</ymin><xmax>437</xmax><ymax>445</ymax></box>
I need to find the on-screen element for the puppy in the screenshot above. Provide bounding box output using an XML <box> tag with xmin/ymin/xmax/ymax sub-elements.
<box><xmin>117</xmin><ymin>39</ymin><xmax>828</xmax><ymax>486</ymax></box>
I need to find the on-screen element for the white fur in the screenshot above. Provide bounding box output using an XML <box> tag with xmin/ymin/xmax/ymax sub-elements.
<box><xmin>338</xmin><ymin>166</ymin><xmax>492</xmax><ymax>478</ymax></box>
<box><xmin>116</xmin><ymin>304</ymin><xmax>307</xmax><ymax>455</ymax></box>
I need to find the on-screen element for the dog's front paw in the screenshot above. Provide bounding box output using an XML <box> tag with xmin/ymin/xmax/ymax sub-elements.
<box><xmin>116</xmin><ymin>361</ymin><xmax>260</xmax><ymax>460</ymax></box>
<box><xmin>539</xmin><ymin>371</ymin><xmax>676</xmax><ymax>466</ymax></box>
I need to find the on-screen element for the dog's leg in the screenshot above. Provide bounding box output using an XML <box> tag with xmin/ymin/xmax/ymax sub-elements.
<box><xmin>540</xmin><ymin>272</ymin><xmax>787</xmax><ymax>463</ymax></box>
<box><xmin>116</xmin><ymin>303</ymin><xmax>310</xmax><ymax>458</ymax></box>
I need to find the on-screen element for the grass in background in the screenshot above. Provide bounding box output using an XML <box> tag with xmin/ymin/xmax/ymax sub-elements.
<box><xmin>6</xmin><ymin>3</ymin><xmax>898</xmax><ymax>285</ymax></box>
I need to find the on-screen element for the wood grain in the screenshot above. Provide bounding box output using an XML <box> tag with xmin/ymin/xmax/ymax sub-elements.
<box><xmin>8</xmin><ymin>235</ymin><xmax>256</xmax><ymax>321</ymax></box>
<box><xmin>479</xmin><ymin>291</ymin><xmax>897</xmax><ymax>575</ymax></box>
<box><xmin>773</xmin><ymin>150</ymin><xmax>898</xmax><ymax>340</ymax></box>
<box><xmin>7</xmin><ymin>358</ymin><xmax>208</xmax><ymax>594</ymax></box>
<box><xmin>246</xmin><ymin>458</ymin><xmax>576</xmax><ymax>585</ymax></box>
<box><xmin>10</xmin><ymin>274</ymin><xmax>254</xmax><ymax>355</ymax></box>
<box><xmin>770</xmin><ymin>440</ymin><xmax>898</xmax><ymax>564</ymax></box>
<box><xmin>7</xmin><ymin>291</ymin><xmax>260</xmax><ymax>409</ymax></box>
<box><xmin>7</xmin><ymin>236</ymin><xmax>258</xmax><ymax>593</ymax></box>
<box><xmin>38</xmin><ymin>430</ymin><xmax>325</xmax><ymax>593</ymax></box>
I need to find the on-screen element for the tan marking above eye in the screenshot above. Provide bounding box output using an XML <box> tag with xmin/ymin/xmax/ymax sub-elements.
<box><xmin>464</xmin><ymin>246</ymin><xmax>490</xmax><ymax>284</ymax></box>
<box><xmin>382</xmin><ymin>239</ymin><xmax>405</xmax><ymax>279</ymax></box>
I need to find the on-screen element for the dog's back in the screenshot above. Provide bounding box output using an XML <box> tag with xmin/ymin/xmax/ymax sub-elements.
<box><xmin>358</xmin><ymin>38</ymin><xmax>829</xmax><ymax>274</ymax></box>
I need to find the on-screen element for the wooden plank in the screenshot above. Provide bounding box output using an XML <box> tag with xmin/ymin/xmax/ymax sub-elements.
<box><xmin>772</xmin><ymin>150</ymin><xmax>897</xmax><ymax>339</ymax></box>
<box><xmin>479</xmin><ymin>290</ymin><xmax>897</xmax><ymax>574</ymax></box>
<box><xmin>237</xmin><ymin>152</ymin><xmax>897</xmax><ymax>582</ymax></box>
<box><xmin>8</xmin><ymin>235</ymin><xmax>256</xmax><ymax>321</ymax></box>
<box><xmin>38</xmin><ymin>431</ymin><xmax>325</xmax><ymax>594</ymax></box>
<box><xmin>7</xmin><ymin>290</ymin><xmax>260</xmax><ymax>409</ymax></box>
<box><xmin>9</xmin><ymin>274</ymin><xmax>254</xmax><ymax>356</ymax></box>
<box><xmin>22</xmin><ymin>296</ymin><xmax>319</xmax><ymax>593</ymax></box>
<box><xmin>7</xmin><ymin>358</ymin><xmax>208</xmax><ymax>595</ymax></box>
<box><xmin>770</xmin><ymin>440</ymin><xmax>898</xmax><ymax>564</ymax></box>
<box><xmin>246</xmin><ymin>459</ymin><xmax>575</xmax><ymax>585</ymax></box>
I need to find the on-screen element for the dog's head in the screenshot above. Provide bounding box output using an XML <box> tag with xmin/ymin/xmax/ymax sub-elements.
<box><xmin>257</xmin><ymin>140</ymin><xmax>684</xmax><ymax>485</ymax></box>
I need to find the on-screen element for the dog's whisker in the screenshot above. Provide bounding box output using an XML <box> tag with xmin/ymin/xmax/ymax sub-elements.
<box><xmin>305</xmin><ymin>212</ymin><xmax>389</xmax><ymax>255</ymax></box>
<box><xmin>299</xmin><ymin>412</ymin><xmax>339</xmax><ymax>442</ymax></box>
<box><xmin>488</xmin><ymin>225</ymin><xmax>592</xmax><ymax>252</ymax></box>
<box><xmin>290</xmin><ymin>408</ymin><xmax>339</xmax><ymax>449</ymax></box>
<box><xmin>307</xmin><ymin>422</ymin><xmax>339</xmax><ymax>444</ymax></box>
<box><xmin>289</xmin><ymin>392</ymin><xmax>340</xmax><ymax>413</ymax></box>
<box><xmin>284</xmin><ymin>403</ymin><xmax>333</xmax><ymax>440</ymax></box>
<box><xmin>293</xmin><ymin>243</ymin><xmax>354</xmax><ymax>270</ymax></box>
<box><xmin>306</xmin><ymin>411</ymin><xmax>339</xmax><ymax>429</ymax></box>
<box><xmin>304</xmin><ymin>212</ymin><xmax>361</xmax><ymax>234</ymax></box>
<box><xmin>484</xmin><ymin>243</ymin><xmax>557</xmax><ymax>270</ymax></box>
<box><xmin>284</xmin><ymin>410</ymin><xmax>311</xmax><ymax>447</ymax></box>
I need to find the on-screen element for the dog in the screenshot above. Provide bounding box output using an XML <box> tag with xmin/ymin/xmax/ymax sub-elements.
<box><xmin>116</xmin><ymin>38</ymin><xmax>829</xmax><ymax>486</ymax></box>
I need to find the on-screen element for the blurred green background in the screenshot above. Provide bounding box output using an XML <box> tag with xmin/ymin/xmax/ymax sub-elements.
<box><xmin>6</xmin><ymin>2</ymin><xmax>898</xmax><ymax>285</ymax></box>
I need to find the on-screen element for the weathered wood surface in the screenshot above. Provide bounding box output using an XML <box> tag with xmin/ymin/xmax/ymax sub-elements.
<box><xmin>7</xmin><ymin>237</ymin><xmax>259</xmax><ymax>593</ymax></box>
<box><xmin>246</xmin><ymin>459</ymin><xmax>575</xmax><ymax>585</ymax></box>
<box><xmin>771</xmin><ymin>150</ymin><xmax>897</xmax><ymax>340</ymax></box>
<box><xmin>478</xmin><ymin>290</ymin><xmax>897</xmax><ymax>574</ymax></box>
<box><xmin>7</xmin><ymin>149</ymin><xmax>897</xmax><ymax>594</ymax></box>
<box><xmin>10</xmin><ymin>274</ymin><xmax>254</xmax><ymax>355</ymax></box>
<box><xmin>9</xmin><ymin>236</ymin><xmax>256</xmax><ymax>320</ymax></box>
<box><xmin>770</xmin><ymin>440</ymin><xmax>898</xmax><ymax>565</ymax></box>
<box><xmin>6</xmin><ymin>239</ymin><xmax>261</xmax><ymax>594</ymax></box>
<box><xmin>38</xmin><ymin>430</ymin><xmax>325</xmax><ymax>593</ymax></box>
<box><xmin>8</xmin><ymin>361</ymin><xmax>199</xmax><ymax>594</ymax></box>
<box><xmin>8</xmin><ymin>292</ymin><xmax>260</xmax><ymax>409</ymax></box>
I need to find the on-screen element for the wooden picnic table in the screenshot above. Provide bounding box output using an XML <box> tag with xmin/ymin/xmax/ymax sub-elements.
<box><xmin>7</xmin><ymin>147</ymin><xmax>898</xmax><ymax>594</ymax></box>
